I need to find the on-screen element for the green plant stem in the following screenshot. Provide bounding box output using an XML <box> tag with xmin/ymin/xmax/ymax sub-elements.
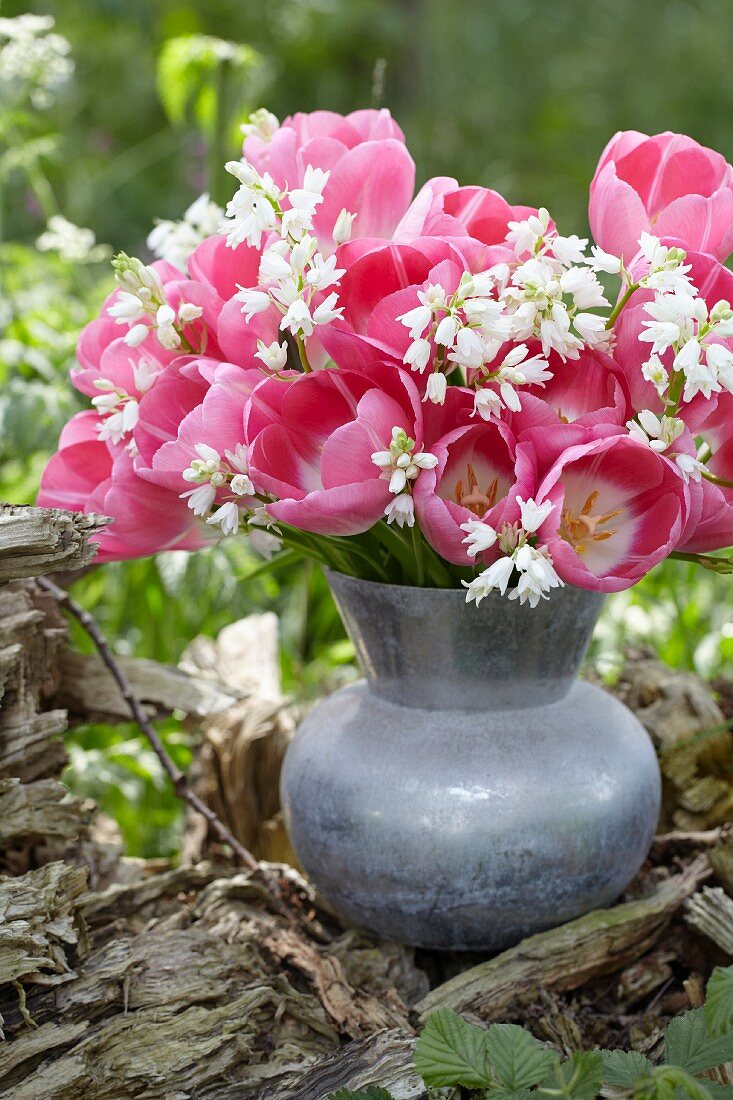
<box><xmin>702</xmin><ymin>469</ymin><xmax>733</xmax><ymax>490</ymax></box>
<box><xmin>605</xmin><ymin>281</ymin><xmax>638</xmax><ymax>329</ymax></box>
<box><xmin>296</xmin><ymin>335</ymin><xmax>313</xmax><ymax>373</ymax></box>
<box><xmin>207</xmin><ymin>57</ymin><xmax>232</xmax><ymax>206</ymax></box>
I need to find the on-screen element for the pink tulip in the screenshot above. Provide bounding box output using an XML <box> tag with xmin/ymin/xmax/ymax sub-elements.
<box><xmin>246</xmin><ymin>365</ymin><xmax>424</xmax><ymax>535</ymax></box>
<box><xmin>538</xmin><ymin>434</ymin><xmax>690</xmax><ymax>591</ymax></box>
<box><xmin>413</xmin><ymin>422</ymin><xmax>537</xmax><ymax>565</ymax></box>
<box><xmin>136</xmin><ymin>360</ymin><xmax>262</xmax><ymax>500</ymax></box>
<box><xmin>243</xmin><ymin>109</ymin><xmax>415</xmax><ymax>253</ymax></box>
<box><xmin>37</xmin><ymin>412</ymin><xmax>211</xmax><ymax>561</ymax></box>
<box><xmin>73</xmin><ymin>263</ymin><xmax>226</xmax><ymax>398</ymax></box>
<box><xmin>589</xmin><ymin>131</ymin><xmax>733</xmax><ymax>262</ymax></box>
<box><xmin>675</xmin><ymin>392</ymin><xmax>733</xmax><ymax>552</ymax></box>
<box><xmin>442</xmin><ymin>186</ymin><xmax>543</xmax><ymax>248</ymax></box>
<box><xmin>320</xmin><ymin>240</ymin><xmax>482</xmax><ymax>374</ymax></box>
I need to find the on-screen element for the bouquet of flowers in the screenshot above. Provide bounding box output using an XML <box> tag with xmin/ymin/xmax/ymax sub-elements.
<box><xmin>39</xmin><ymin>110</ymin><xmax>733</xmax><ymax>608</ymax></box>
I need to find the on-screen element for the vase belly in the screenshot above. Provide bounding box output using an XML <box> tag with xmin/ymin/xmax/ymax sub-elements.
<box><xmin>281</xmin><ymin>676</ymin><xmax>661</xmax><ymax>951</ymax></box>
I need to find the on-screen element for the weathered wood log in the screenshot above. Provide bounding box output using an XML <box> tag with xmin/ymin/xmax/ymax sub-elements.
<box><xmin>56</xmin><ymin>650</ymin><xmax>244</xmax><ymax>725</ymax></box>
<box><xmin>180</xmin><ymin>613</ymin><xmax>296</xmax><ymax>865</ymax></box>
<box><xmin>415</xmin><ymin>855</ymin><xmax>711</xmax><ymax>1021</ymax></box>
<box><xmin>685</xmin><ymin>886</ymin><xmax>733</xmax><ymax>954</ymax></box>
<box><xmin>615</xmin><ymin>653</ymin><xmax>733</xmax><ymax>829</ymax></box>
<box><xmin>0</xmin><ymin>505</ymin><xmax>108</xmax><ymax>583</ymax></box>
<box><xmin>257</xmin><ymin>1030</ymin><xmax>426</xmax><ymax>1100</ymax></box>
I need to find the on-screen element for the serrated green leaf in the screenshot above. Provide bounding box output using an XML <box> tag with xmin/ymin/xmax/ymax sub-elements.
<box><xmin>328</xmin><ymin>1088</ymin><xmax>394</xmax><ymax>1100</ymax></box>
<box><xmin>486</xmin><ymin>1023</ymin><xmax>558</xmax><ymax>1091</ymax></box>
<box><xmin>483</xmin><ymin>1089</ymin><xmax>536</xmax><ymax>1100</ymax></box>
<box><xmin>546</xmin><ymin>1051</ymin><xmax>604</xmax><ymax>1100</ymax></box>
<box><xmin>637</xmin><ymin>1065</ymin><xmax>716</xmax><ymax>1100</ymax></box>
<box><xmin>665</xmin><ymin>1008</ymin><xmax>733</xmax><ymax>1074</ymax></box>
<box><xmin>414</xmin><ymin>1008</ymin><xmax>492</xmax><ymax>1088</ymax></box>
<box><xmin>706</xmin><ymin>967</ymin><xmax>733</xmax><ymax>1037</ymax></box>
<box><xmin>703</xmin><ymin>1086</ymin><xmax>733</xmax><ymax>1100</ymax></box>
<box><xmin>599</xmin><ymin>1048</ymin><xmax>653</xmax><ymax>1086</ymax></box>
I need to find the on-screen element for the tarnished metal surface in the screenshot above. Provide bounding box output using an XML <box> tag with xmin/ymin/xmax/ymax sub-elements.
<box><xmin>281</xmin><ymin>574</ymin><xmax>662</xmax><ymax>951</ymax></box>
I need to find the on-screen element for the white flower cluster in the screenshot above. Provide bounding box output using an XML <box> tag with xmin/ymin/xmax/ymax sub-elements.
<box><xmin>224</xmin><ymin>159</ymin><xmax>351</xmax><ymax>350</ymax></box>
<box><xmin>396</xmin><ymin>209</ymin><xmax>622</xmax><ymax>410</ymax></box>
<box><xmin>91</xmin><ymin>360</ymin><xmax>156</xmax><ymax>450</ymax></box>
<box><xmin>181</xmin><ymin>442</ymin><xmax>255</xmax><ymax>535</ymax></box>
<box><xmin>0</xmin><ymin>14</ymin><xmax>73</xmax><ymax>109</ymax></box>
<box><xmin>462</xmin><ymin>496</ymin><xmax>563</xmax><ymax>608</ymax></box>
<box><xmin>371</xmin><ymin>427</ymin><xmax>438</xmax><ymax>528</ymax></box>
<box><xmin>501</xmin><ymin>208</ymin><xmax>612</xmax><ymax>359</ymax></box>
<box><xmin>108</xmin><ymin>254</ymin><xmax>203</xmax><ymax>350</ymax></box>
<box><xmin>37</xmin><ymin>215</ymin><xmax>110</xmax><ymax>264</ymax></box>
<box><xmin>237</xmin><ymin>232</ymin><xmax>344</xmax><ymax>344</ymax></box>
<box><xmin>626</xmin><ymin>409</ymin><xmax>704</xmax><ymax>483</ymax></box>
<box><xmin>147</xmin><ymin>194</ymin><xmax>223</xmax><ymax>273</ymax></box>
<box><xmin>639</xmin><ymin>288</ymin><xmax>733</xmax><ymax>404</ymax></box>
<box><xmin>397</xmin><ymin>271</ymin><xmax>515</xmax><ymax>405</ymax></box>
<box><xmin>240</xmin><ymin>107</ymin><xmax>280</xmax><ymax>142</ymax></box>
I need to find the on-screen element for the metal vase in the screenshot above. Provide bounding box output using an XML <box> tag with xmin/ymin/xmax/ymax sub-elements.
<box><xmin>280</xmin><ymin>571</ymin><xmax>661</xmax><ymax>951</ymax></box>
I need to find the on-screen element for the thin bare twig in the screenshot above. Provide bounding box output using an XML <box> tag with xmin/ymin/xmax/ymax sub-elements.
<box><xmin>38</xmin><ymin>574</ymin><xmax>294</xmax><ymax>920</ymax></box>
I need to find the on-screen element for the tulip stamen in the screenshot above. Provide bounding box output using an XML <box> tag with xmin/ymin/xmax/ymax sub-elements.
<box><xmin>454</xmin><ymin>463</ymin><xmax>499</xmax><ymax>517</ymax></box>
<box><xmin>559</xmin><ymin>490</ymin><xmax>622</xmax><ymax>556</ymax></box>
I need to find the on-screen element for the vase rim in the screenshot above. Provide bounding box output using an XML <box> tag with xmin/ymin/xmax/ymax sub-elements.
<box><xmin>323</xmin><ymin>566</ymin><xmax>593</xmax><ymax>601</ymax></box>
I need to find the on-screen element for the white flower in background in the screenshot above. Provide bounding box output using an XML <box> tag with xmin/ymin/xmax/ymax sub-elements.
<box><xmin>460</xmin><ymin>517</ymin><xmax>498</xmax><ymax>557</ymax></box>
<box><xmin>255</xmin><ymin>339</ymin><xmax>288</xmax><ymax>372</ymax></box>
<box><xmin>506</xmin><ymin>207</ymin><xmax>552</xmax><ymax>257</ymax></box>
<box><xmin>463</xmin><ymin>496</ymin><xmax>562</xmax><ymax>608</ymax></box>
<box><xmin>627</xmin><ymin>410</ymin><xmax>685</xmax><ymax>453</ymax></box>
<box><xmin>425</xmin><ymin>372</ymin><xmax>447</xmax><ymax>405</ymax></box>
<box><xmin>471</xmin><ymin>344</ymin><xmax>553</xmax><ymax>418</ymax></box>
<box><xmin>206</xmin><ymin>501</ymin><xmax>241</xmax><ymax>537</ymax></box>
<box><xmin>636</xmin><ymin>234</ymin><xmax>694</xmax><ymax>293</ymax></box>
<box><xmin>108</xmin><ymin>253</ymin><xmax>202</xmax><ymax>350</ymax></box>
<box><xmin>333</xmin><ymin>208</ymin><xmax>357</xmax><ymax>245</ymax></box>
<box><xmin>223</xmin><ymin>159</ymin><xmax>282</xmax><ymax>249</ymax></box>
<box><xmin>236</xmin><ymin>228</ymin><xmax>344</xmax><ymax>350</ymax></box>
<box><xmin>587</xmin><ymin>246</ymin><xmax>622</xmax><ymax>274</ymax></box>
<box><xmin>240</xmin><ymin>108</ymin><xmax>280</xmax><ymax>141</ymax></box>
<box><xmin>498</xmin><ymin>210</ymin><xmax>614</xmax><ymax>360</ymax></box>
<box><xmin>396</xmin><ymin>271</ymin><xmax>513</xmax><ymax>401</ymax></box>
<box><xmin>36</xmin><ymin>215</ymin><xmax>110</xmax><ymax>264</ymax></box>
<box><xmin>675</xmin><ymin>453</ymin><xmax>706</xmax><ymax>483</ymax></box>
<box><xmin>383</xmin><ymin>494</ymin><xmax>415</xmax><ymax>528</ymax></box>
<box><xmin>641</xmin><ymin>355</ymin><xmax>669</xmax><ymax>396</ymax></box>
<box><xmin>0</xmin><ymin>14</ymin><xmax>73</xmax><ymax>109</ymax></box>
<box><xmin>638</xmin><ymin>282</ymin><xmax>733</xmax><ymax>404</ymax></box>
<box><xmin>180</xmin><ymin>442</ymin><xmax>256</xmax><ymax>534</ymax></box>
<box><xmin>147</xmin><ymin>193</ymin><xmax>223</xmax><ymax>272</ymax></box>
<box><xmin>371</xmin><ymin>426</ymin><xmax>438</xmax><ymax>526</ymax></box>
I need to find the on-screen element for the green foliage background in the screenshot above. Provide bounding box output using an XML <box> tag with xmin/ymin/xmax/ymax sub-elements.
<box><xmin>2</xmin><ymin>0</ymin><xmax>733</xmax><ymax>854</ymax></box>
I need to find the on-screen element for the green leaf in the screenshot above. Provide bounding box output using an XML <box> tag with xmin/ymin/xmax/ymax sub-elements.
<box><xmin>486</xmin><ymin>1023</ymin><xmax>558</xmax><ymax>1091</ymax></box>
<box><xmin>706</xmin><ymin>967</ymin><xmax>733</xmax><ymax>1037</ymax></box>
<box><xmin>703</xmin><ymin>1086</ymin><xmax>733</xmax><ymax>1100</ymax></box>
<box><xmin>328</xmin><ymin>1089</ymin><xmax>394</xmax><ymax>1100</ymax></box>
<box><xmin>414</xmin><ymin>1009</ymin><xmax>492</xmax><ymax>1088</ymax></box>
<box><xmin>665</xmin><ymin>1008</ymin><xmax>733</xmax><ymax>1074</ymax></box>
<box><xmin>599</xmin><ymin>1048</ymin><xmax>653</xmax><ymax>1086</ymax></box>
<box><xmin>636</xmin><ymin>1065</ymin><xmax>716</xmax><ymax>1100</ymax></box>
<box><xmin>156</xmin><ymin>34</ymin><xmax>267</xmax><ymax>133</ymax></box>
<box><xmin>545</xmin><ymin>1051</ymin><xmax>604</xmax><ymax>1100</ymax></box>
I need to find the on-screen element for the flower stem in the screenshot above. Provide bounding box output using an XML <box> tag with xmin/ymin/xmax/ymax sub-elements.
<box><xmin>605</xmin><ymin>281</ymin><xmax>638</xmax><ymax>329</ymax></box>
<box><xmin>702</xmin><ymin>469</ymin><xmax>733</xmax><ymax>490</ymax></box>
<box><xmin>296</xmin><ymin>335</ymin><xmax>313</xmax><ymax>373</ymax></box>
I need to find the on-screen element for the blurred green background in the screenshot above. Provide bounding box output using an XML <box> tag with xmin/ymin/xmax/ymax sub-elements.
<box><xmin>2</xmin><ymin>0</ymin><xmax>733</xmax><ymax>854</ymax></box>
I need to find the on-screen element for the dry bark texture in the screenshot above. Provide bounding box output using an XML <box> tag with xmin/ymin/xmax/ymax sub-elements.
<box><xmin>0</xmin><ymin>505</ymin><xmax>731</xmax><ymax>1098</ymax></box>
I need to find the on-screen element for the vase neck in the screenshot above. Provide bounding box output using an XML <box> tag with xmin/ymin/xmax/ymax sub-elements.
<box><xmin>326</xmin><ymin>571</ymin><xmax>605</xmax><ymax>713</ymax></box>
